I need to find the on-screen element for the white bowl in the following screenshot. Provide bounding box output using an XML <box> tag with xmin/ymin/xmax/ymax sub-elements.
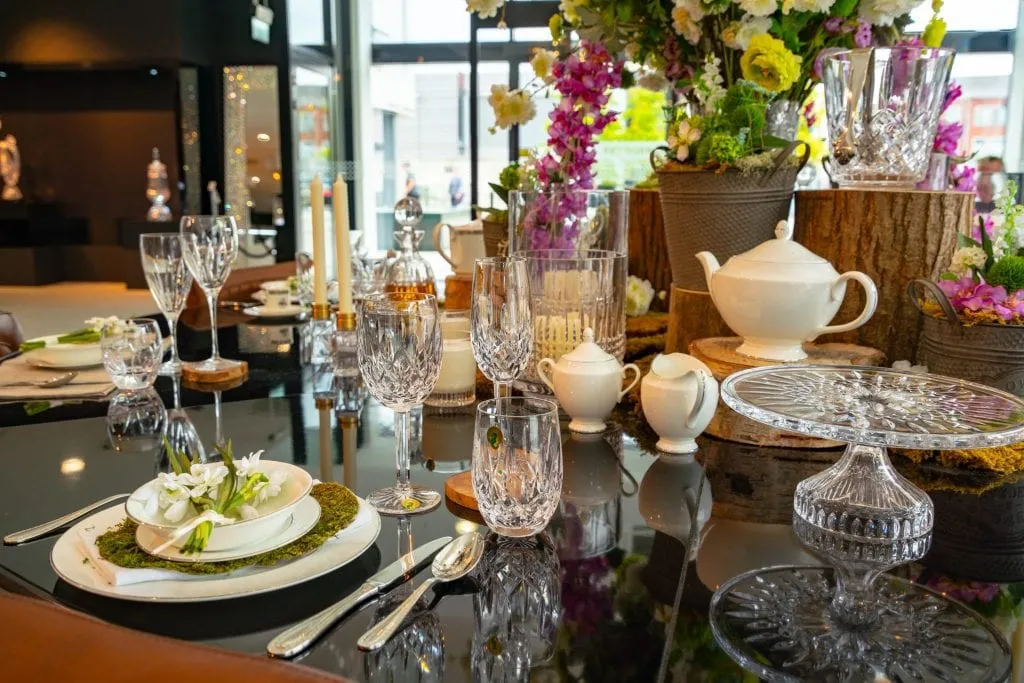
<box><xmin>26</xmin><ymin>336</ymin><xmax>103</xmax><ymax>368</ymax></box>
<box><xmin>126</xmin><ymin>461</ymin><xmax>313</xmax><ymax>552</ymax></box>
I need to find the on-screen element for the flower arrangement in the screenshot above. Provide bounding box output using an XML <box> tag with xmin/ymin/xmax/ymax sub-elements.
<box><xmin>625</xmin><ymin>276</ymin><xmax>658</xmax><ymax>316</ymax></box>
<box><xmin>928</xmin><ymin>181</ymin><xmax>1024</xmax><ymax>325</ymax></box>
<box><xmin>19</xmin><ymin>316</ymin><xmax>128</xmax><ymax>352</ymax></box>
<box><xmin>131</xmin><ymin>441</ymin><xmax>288</xmax><ymax>554</ymax></box>
<box><xmin>922</xmin><ymin>573</ymin><xmax>1024</xmax><ymax>636</ymax></box>
<box><xmin>477</xmin><ymin>160</ymin><xmax>537</xmax><ymax>228</ymax></box>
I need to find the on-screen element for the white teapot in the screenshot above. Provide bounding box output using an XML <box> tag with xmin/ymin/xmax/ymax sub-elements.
<box><xmin>433</xmin><ymin>219</ymin><xmax>486</xmax><ymax>274</ymax></box>
<box><xmin>696</xmin><ymin>220</ymin><xmax>878</xmax><ymax>362</ymax></box>
<box><xmin>640</xmin><ymin>354</ymin><xmax>718</xmax><ymax>454</ymax></box>
<box><xmin>537</xmin><ymin>328</ymin><xmax>641</xmax><ymax>434</ymax></box>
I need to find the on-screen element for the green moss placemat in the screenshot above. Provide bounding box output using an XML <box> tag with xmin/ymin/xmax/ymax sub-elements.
<box><xmin>96</xmin><ymin>483</ymin><xmax>359</xmax><ymax>575</ymax></box>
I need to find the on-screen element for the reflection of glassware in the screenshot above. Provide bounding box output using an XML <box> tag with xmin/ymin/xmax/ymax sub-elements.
<box><xmin>712</xmin><ymin>365</ymin><xmax>1024</xmax><ymax>682</ymax></box>
<box><xmin>470</xmin><ymin>256</ymin><xmax>532</xmax><ymax>399</ymax></box>
<box><xmin>296</xmin><ymin>251</ymin><xmax>314</xmax><ymax>307</ymax></box>
<box><xmin>107</xmin><ymin>388</ymin><xmax>167</xmax><ymax>454</ymax></box>
<box><xmin>357</xmin><ymin>292</ymin><xmax>443</xmax><ymax>515</ymax></box>
<box><xmin>101</xmin><ymin>318</ymin><xmax>163</xmax><ymax>391</ymax></box>
<box><xmin>518</xmin><ymin>250</ymin><xmax>626</xmax><ymax>397</ymax></box>
<box><xmin>422</xmin><ymin>405</ymin><xmax>474</xmax><ymax>474</ymax></box>
<box><xmin>473</xmin><ymin>398</ymin><xmax>562</xmax><ymax>537</ymax></box>
<box><xmin>162</xmin><ymin>374</ymin><xmax>205</xmax><ymax>472</ymax></box>
<box><xmin>180</xmin><ymin>215</ymin><xmax>241</xmax><ymax>373</ymax></box>
<box><xmin>385</xmin><ymin>198</ymin><xmax>436</xmax><ymax>296</ymax></box>
<box><xmin>427</xmin><ymin>312</ymin><xmax>476</xmax><ymax>408</ymax></box>
<box><xmin>360</xmin><ymin>256</ymin><xmax>389</xmax><ymax>298</ymax></box>
<box><xmin>363</xmin><ymin>587</ymin><xmax>445</xmax><ymax>683</ymax></box>
<box><xmin>472</xmin><ymin>534</ymin><xmax>561</xmax><ymax>681</ymax></box>
<box><xmin>823</xmin><ymin>47</ymin><xmax>954</xmax><ymax>188</ymax></box>
<box><xmin>508</xmin><ymin>190</ymin><xmax>628</xmax><ymax>253</ymax></box>
<box><xmin>140</xmin><ymin>233</ymin><xmax>193</xmax><ymax>375</ymax></box>
<box><xmin>638</xmin><ymin>452</ymin><xmax>711</xmax><ymax>555</ymax></box>
<box><xmin>145</xmin><ymin>147</ymin><xmax>172</xmax><ymax>222</ymax></box>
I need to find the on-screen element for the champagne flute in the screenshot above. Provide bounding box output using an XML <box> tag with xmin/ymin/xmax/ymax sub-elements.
<box><xmin>357</xmin><ymin>292</ymin><xmax>443</xmax><ymax>515</ymax></box>
<box><xmin>180</xmin><ymin>215</ymin><xmax>241</xmax><ymax>372</ymax></box>
<box><xmin>139</xmin><ymin>233</ymin><xmax>193</xmax><ymax>375</ymax></box>
<box><xmin>470</xmin><ymin>256</ymin><xmax>532</xmax><ymax>399</ymax></box>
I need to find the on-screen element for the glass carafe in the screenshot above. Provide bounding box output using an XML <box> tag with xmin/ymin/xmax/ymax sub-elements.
<box><xmin>385</xmin><ymin>197</ymin><xmax>436</xmax><ymax>296</ymax></box>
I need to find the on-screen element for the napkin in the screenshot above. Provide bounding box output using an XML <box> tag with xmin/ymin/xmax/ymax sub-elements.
<box><xmin>0</xmin><ymin>355</ymin><xmax>114</xmax><ymax>401</ymax></box>
<box><xmin>76</xmin><ymin>497</ymin><xmax>375</xmax><ymax>587</ymax></box>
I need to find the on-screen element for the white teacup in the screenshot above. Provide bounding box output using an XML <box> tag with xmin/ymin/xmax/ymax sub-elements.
<box><xmin>261</xmin><ymin>282</ymin><xmax>291</xmax><ymax>312</ymax></box>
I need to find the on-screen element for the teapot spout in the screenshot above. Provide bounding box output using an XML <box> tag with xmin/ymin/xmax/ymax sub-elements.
<box><xmin>695</xmin><ymin>251</ymin><xmax>720</xmax><ymax>291</ymax></box>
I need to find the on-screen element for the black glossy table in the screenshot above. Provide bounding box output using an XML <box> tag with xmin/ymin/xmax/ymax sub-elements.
<box><xmin>1</xmin><ymin>320</ymin><xmax>1022</xmax><ymax>682</ymax></box>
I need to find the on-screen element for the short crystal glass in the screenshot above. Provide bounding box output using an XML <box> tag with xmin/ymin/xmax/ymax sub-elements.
<box><xmin>140</xmin><ymin>233</ymin><xmax>192</xmax><ymax>375</ymax></box>
<box><xmin>823</xmin><ymin>47</ymin><xmax>954</xmax><ymax>187</ymax></box>
<box><xmin>101</xmin><ymin>318</ymin><xmax>163</xmax><ymax>392</ymax></box>
<box><xmin>107</xmin><ymin>387</ymin><xmax>167</xmax><ymax>454</ymax></box>
<box><xmin>426</xmin><ymin>311</ymin><xmax>476</xmax><ymax>408</ymax></box>
<box><xmin>473</xmin><ymin>397</ymin><xmax>562</xmax><ymax>537</ymax></box>
<box><xmin>180</xmin><ymin>215</ymin><xmax>241</xmax><ymax>373</ymax></box>
<box><xmin>470</xmin><ymin>256</ymin><xmax>533</xmax><ymax>399</ymax></box>
<box><xmin>357</xmin><ymin>292</ymin><xmax>443</xmax><ymax>515</ymax></box>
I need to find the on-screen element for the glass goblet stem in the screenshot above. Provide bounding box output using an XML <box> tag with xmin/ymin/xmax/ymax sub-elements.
<box><xmin>166</xmin><ymin>311</ymin><xmax>180</xmax><ymax>366</ymax></box>
<box><xmin>205</xmin><ymin>288</ymin><xmax>222</xmax><ymax>361</ymax></box>
<box><xmin>393</xmin><ymin>407</ymin><xmax>413</xmax><ymax>499</ymax></box>
<box><xmin>831</xmin><ymin>563</ymin><xmax>883</xmax><ymax>628</ymax></box>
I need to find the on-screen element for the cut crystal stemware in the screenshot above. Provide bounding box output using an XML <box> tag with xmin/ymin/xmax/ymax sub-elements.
<box><xmin>712</xmin><ymin>365</ymin><xmax>1024</xmax><ymax>682</ymax></box>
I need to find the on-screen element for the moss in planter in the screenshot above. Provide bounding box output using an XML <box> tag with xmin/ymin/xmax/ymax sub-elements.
<box><xmin>986</xmin><ymin>255</ymin><xmax>1024</xmax><ymax>293</ymax></box>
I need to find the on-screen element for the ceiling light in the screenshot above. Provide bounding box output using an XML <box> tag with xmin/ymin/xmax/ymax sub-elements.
<box><xmin>251</xmin><ymin>175</ymin><xmax>261</xmax><ymax>184</ymax></box>
<box><xmin>61</xmin><ymin>457</ymin><xmax>85</xmax><ymax>475</ymax></box>
<box><xmin>257</xmin><ymin>133</ymin><xmax>270</xmax><ymax>143</ymax></box>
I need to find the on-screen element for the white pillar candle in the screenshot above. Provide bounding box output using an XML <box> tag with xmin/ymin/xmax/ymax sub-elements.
<box><xmin>333</xmin><ymin>173</ymin><xmax>354</xmax><ymax>313</ymax></box>
<box><xmin>311</xmin><ymin>174</ymin><xmax>328</xmax><ymax>305</ymax></box>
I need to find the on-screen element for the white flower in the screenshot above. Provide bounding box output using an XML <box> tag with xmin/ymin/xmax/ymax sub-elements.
<box><xmin>466</xmin><ymin>0</ymin><xmax>503</xmax><ymax>19</ymax></box>
<box><xmin>183</xmin><ymin>463</ymin><xmax>229</xmax><ymax>501</ymax></box>
<box><xmin>85</xmin><ymin>316</ymin><xmax>125</xmax><ymax>333</ymax></box>
<box><xmin>949</xmin><ymin>246</ymin><xmax>988</xmax><ymax>276</ymax></box>
<box><xmin>737</xmin><ymin>0</ymin><xmax>779</xmax><ymax>18</ymax></box>
<box><xmin>237</xmin><ymin>504</ymin><xmax>261</xmax><ymax>521</ymax></box>
<box><xmin>696</xmin><ymin>55</ymin><xmax>726</xmax><ymax>110</ymax></box>
<box><xmin>668</xmin><ymin>120</ymin><xmax>702</xmax><ymax>162</ymax></box>
<box><xmin>637</xmin><ymin>69</ymin><xmax>668</xmax><ymax>92</ymax></box>
<box><xmin>254</xmin><ymin>469</ymin><xmax>288</xmax><ymax>505</ymax></box>
<box><xmin>671</xmin><ymin>6</ymin><xmax>702</xmax><ymax>44</ymax></box>
<box><xmin>234</xmin><ymin>450</ymin><xmax>264</xmax><ymax>478</ymax></box>
<box><xmin>858</xmin><ymin>0</ymin><xmax>921</xmax><ymax>27</ymax></box>
<box><xmin>530</xmin><ymin>48</ymin><xmax>558</xmax><ymax>84</ymax></box>
<box><xmin>892</xmin><ymin>360</ymin><xmax>928</xmax><ymax>374</ymax></box>
<box><xmin>725</xmin><ymin>15</ymin><xmax>772</xmax><ymax>50</ymax></box>
<box><xmin>488</xmin><ymin>85</ymin><xmax>536</xmax><ymax>130</ymax></box>
<box><xmin>625</xmin><ymin>276</ymin><xmax>656</xmax><ymax>316</ymax></box>
<box><xmin>154</xmin><ymin>473</ymin><xmax>193</xmax><ymax>523</ymax></box>
<box><xmin>790</xmin><ymin>0</ymin><xmax>835</xmax><ymax>10</ymax></box>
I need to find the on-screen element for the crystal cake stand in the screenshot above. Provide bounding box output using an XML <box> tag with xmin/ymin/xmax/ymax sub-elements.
<box><xmin>712</xmin><ymin>365</ymin><xmax>1024</xmax><ymax>682</ymax></box>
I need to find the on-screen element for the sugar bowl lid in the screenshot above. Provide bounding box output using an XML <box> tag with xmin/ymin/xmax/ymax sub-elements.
<box><xmin>561</xmin><ymin>328</ymin><xmax>616</xmax><ymax>364</ymax></box>
<box><xmin>731</xmin><ymin>221</ymin><xmax>828</xmax><ymax>266</ymax></box>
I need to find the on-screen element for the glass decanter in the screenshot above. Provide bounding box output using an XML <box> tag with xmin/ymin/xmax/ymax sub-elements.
<box><xmin>384</xmin><ymin>197</ymin><xmax>436</xmax><ymax>296</ymax></box>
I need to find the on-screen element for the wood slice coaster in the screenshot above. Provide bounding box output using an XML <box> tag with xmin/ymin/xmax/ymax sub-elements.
<box><xmin>444</xmin><ymin>471</ymin><xmax>478</xmax><ymax>510</ymax></box>
<box><xmin>443</xmin><ymin>273</ymin><xmax>472</xmax><ymax>311</ymax></box>
<box><xmin>181</xmin><ymin>360</ymin><xmax>248</xmax><ymax>389</ymax></box>
<box><xmin>691</xmin><ymin>337</ymin><xmax>885</xmax><ymax>449</ymax></box>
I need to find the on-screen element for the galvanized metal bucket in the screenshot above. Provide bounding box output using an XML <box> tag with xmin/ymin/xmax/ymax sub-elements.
<box><xmin>910</xmin><ymin>278</ymin><xmax>1024</xmax><ymax>396</ymax></box>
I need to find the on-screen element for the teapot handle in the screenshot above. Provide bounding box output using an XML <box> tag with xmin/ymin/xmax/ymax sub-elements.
<box><xmin>812</xmin><ymin>271</ymin><xmax>879</xmax><ymax>340</ymax></box>
<box><xmin>432</xmin><ymin>223</ymin><xmax>456</xmax><ymax>269</ymax></box>
<box><xmin>537</xmin><ymin>358</ymin><xmax>556</xmax><ymax>393</ymax></box>
<box><xmin>619</xmin><ymin>363</ymin><xmax>641</xmax><ymax>401</ymax></box>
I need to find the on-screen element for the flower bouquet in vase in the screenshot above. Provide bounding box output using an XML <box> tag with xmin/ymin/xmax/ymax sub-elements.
<box><xmin>912</xmin><ymin>181</ymin><xmax>1024</xmax><ymax>395</ymax></box>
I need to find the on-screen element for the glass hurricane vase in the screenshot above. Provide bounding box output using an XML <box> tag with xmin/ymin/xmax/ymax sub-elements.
<box><xmin>508</xmin><ymin>189</ymin><xmax>628</xmax><ymax>254</ymax></box>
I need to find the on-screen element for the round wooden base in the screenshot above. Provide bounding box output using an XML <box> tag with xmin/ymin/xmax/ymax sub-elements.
<box><xmin>181</xmin><ymin>360</ymin><xmax>248</xmax><ymax>389</ymax></box>
<box><xmin>444</xmin><ymin>471</ymin><xmax>478</xmax><ymax>510</ymax></box>
<box><xmin>691</xmin><ymin>337</ymin><xmax>885</xmax><ymax>449</ymax></box>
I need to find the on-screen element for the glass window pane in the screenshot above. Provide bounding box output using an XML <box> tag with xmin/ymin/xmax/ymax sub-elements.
<box><xmin>951</xmin><ymin>53</ymin><xmax>1014</xmax><ymax>160</ymax></box>
<box><xmin>372</xmin><ymin>0</ymin><xmax>470</xmax><ymax>44</ymax></box>
<box><xmin>287</xmin><ymin>0</ymin><xmax>325</xmax><ymax>45</ymax></box>
<box><xmin>907</xmin><ymin>0</ymin><xmax>1019</xmax><ymax>31</ymax></box>
<box><xmin>478</xmin><ymin>63</ymin><xmax>511</xmax><ymax>217</ymax></box>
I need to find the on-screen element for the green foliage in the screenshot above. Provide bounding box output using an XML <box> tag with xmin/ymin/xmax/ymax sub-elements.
<box><xmin>729</xmin><ymin>103</ymin><xmax>766</xmax><ymax>144</ymax></box>
<box><xmin>599</xmin><ymin>88</ymin><xmax>668</xmax><ymax>142</ymax></box>
<box><xmin>705</xmin><ymin>133</ymin><xmax>743</xmax><ymax>165</ymax></box>
<box><xmin>830</xmin><ymin>0</ymin><xmax>858</xmax><ymax>17</ymax></box>
<box><xmin>987</xmin><ymin>256</ymin><xmax>1024</xmax><ymax>293</ymax></box>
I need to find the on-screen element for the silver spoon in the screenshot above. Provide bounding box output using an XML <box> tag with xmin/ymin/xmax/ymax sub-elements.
<box><xmin>833</xmin><ymin>47</ymin><xmax>872</xmax><ymax>166</ymax></box>
<box><xmin>357</xmin><ymin>532</ymin><xmax>485</xmax><ymax>651</ymax></box>
<box><xmin>1</xmin><ymin>371</ymin><xmax>78</xmax><ymax>389</ymax></box>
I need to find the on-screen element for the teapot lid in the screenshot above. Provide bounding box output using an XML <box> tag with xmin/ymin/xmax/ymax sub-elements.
<box><xmin>731</xmin><ymin>221</ymin><xmax>827</xmax><ymax>265</ymax></box>
<box><xmin>561</xmin><ymin>328</ymin><xmax>615</xmax><ymax>363</ymax></box>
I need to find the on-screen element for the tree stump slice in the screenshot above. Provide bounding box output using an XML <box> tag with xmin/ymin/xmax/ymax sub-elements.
<box><xmin>794</xmin><ymin>189</ymin><xmax>970</xmax><ymax>364</ymax></box>
<box><xmin>628</xmin><ymin>189</ymin><xmax>672</xmax><ymax>311</ymax></box>
<box><xmin>444</xmin><ymin>471</ymin><xmax>478</xmax><ymax>510</ymax></box>
<box><xmin>665</xmin><ymin>287</ymin><xmax>732</xmax><ymax>354</ymax></box>
<box><xmin>691</xmin><ymin>337</ymin><xmax>884</xmax><ymax>449</ymax></box>
<box><xmin>181</xmin><ymin>361</ymin><xmax>248</xmax><ymax>388</ymax></box>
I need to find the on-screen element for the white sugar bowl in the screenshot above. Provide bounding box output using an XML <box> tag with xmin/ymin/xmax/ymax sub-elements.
<box><xmin>640</xmin><ymin>353</ymin><xmax>719</xmax><ymax>454</ymax></box>
<box><xmin>537</xmin><ymin>328</ymin><xmax>641</xmax><ymax>434</ymax></box>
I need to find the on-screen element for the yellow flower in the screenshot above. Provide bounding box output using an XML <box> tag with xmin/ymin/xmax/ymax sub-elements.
<box><xmin>530</xmin><ymin>48</ymin><xmax>558</xmax><ymax>83</ymax></box>
<box><xmin>923</xmin><ymin>15</ymin><xmax>947</xmax><ymax>46</ymax></box>
<box><xmin>740</xmin><ymin>34</ymin><xmax>802</xmax><ymax>94</ymax></box>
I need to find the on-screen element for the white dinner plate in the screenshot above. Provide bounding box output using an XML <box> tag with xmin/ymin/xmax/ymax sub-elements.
<box><xmin>135</xmin><ymin>496</ymin><xmax>322</xmax><ymax>563</ymax></box>
<box><xmin>243</xmin><ymin>305</ymin><xmax>308</xmax><ymax>320</ymax></box>
<box><xmin>23</xmin><ymin>335</ymin><xmax>103</xmax><ymax>369</ymax></box>
<box><xmin>51</xmin><ymin>496</ymin><xmax>381</xmax><ymax>602</ymax></box>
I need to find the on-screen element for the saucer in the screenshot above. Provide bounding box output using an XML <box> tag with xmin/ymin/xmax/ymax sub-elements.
<box><xmin>243</xmin><ymin>305</ymin><xmax>308</xmax><ymax>320</ymax></box>
<box><xmin>135</xmin><ymin>496</ymin><xmax>322</xmax><ymax>563</ymax></box>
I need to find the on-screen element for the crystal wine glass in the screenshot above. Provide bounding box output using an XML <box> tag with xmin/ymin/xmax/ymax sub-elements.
<box><xmin>470</xmin><ymin>256</ymin><xmax>532</xmax><ymax>399</ymax></box>
<box><xmin>357</xmin><ymin>292</ymin><xmax>443</xmax><ymax>515</ymax></box>
<box><xmin>139</xmin><ymin>233</ymin><xmax>193</xmax><ymax>375</ymax></box>
<box><xmin>180</xmin><ymin>215</ymin><xmax>241</xmax><ymax>372</ymax></box>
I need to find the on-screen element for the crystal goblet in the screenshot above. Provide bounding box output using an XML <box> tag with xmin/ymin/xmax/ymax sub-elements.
<box><xmin>357</xmin><ymin>292</ymin><xmax>443</xmax><ymax>515</ymax></box>
<box><xmin>711</xmin><ymin>365</ymin><xmax>1024</xmax><ymax>682</ymax></box>
<box><xmin>139</xmin><ymin>233</ymin><xmax>193</xmax><ymax>375</ymax></box>
<box><xmin>100</xmin><ymin>318</ymin><xmax>163</xmax><ymax>392</ymax></box>
<box><xmin>180</xmin><ymin>215</ymin><xmax>241</xmax><ymax>373</ymax></box>
<box><xmin>470</xmin><ymin>256</ymin><xmax>532</xmax><ymax>399</ymax></box>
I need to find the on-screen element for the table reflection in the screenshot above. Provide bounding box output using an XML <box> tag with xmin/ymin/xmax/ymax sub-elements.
<box><xmin>106</xmin><ymin>388</ymin><xmax>166</xmax><ymax>455</ymax></box>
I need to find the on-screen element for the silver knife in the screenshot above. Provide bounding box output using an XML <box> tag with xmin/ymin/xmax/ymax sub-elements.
<box><xmin>4</xmin><ymin>494</ymin><xmax>130</xmax><ymax>545</ymax></box>
<box><xmin>266</xmin><ymin>535</ymin><xmax>453</xmax><ymax>659</ymax></box>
